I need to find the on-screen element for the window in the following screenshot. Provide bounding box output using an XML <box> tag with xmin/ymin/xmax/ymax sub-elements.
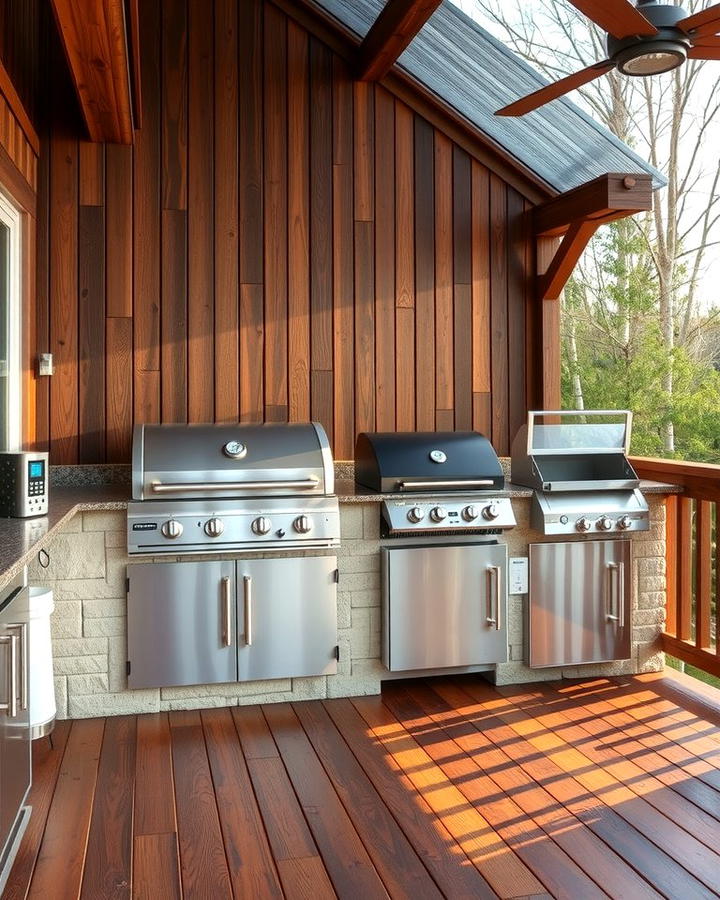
<box><xmin>0</xmin><ymin>192</ymin><xmax>21</xmax><ymax>451</ymax></box>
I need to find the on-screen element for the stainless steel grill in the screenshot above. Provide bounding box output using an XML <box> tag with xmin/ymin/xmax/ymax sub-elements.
<box><xmin>355</xmin><ymin>431</ymin><xmax>515</xmax><ymax>535</ymax></box>
<box><xmin>354</xmin><ymin>431</ymin><xmax>515</xmax><ymax>674</ymax></box>
<box><xmin>127</xmin><ymin>423</ymin><xmax>340</xmax><ymax>554</ymax></box>
<box><xmin>510</xmin><ymin>410</ymin><xmax>649</xmax><ymax>535</ymax></box>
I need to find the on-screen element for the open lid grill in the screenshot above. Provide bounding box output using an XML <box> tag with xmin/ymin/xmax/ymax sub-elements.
<box><xmin>132</xmin><ymin>423</ymin><xmax>334</xmax><ymax>501</ymax></box>
<box><xmin>354</xmin><ymin>431</ymin><xmax>504</xmax><ymax>493</ymax></box>
<box><xmin>511</xmin><ymin>410</ymin><xmax>640</xmax><ymax>492</ymax></box>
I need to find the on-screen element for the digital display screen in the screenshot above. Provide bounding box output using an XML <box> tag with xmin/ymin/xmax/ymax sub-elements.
<box><xmin>29</xmin><ymin>461</ymin><xmax>44</xmax><ymax>479</ymax></box>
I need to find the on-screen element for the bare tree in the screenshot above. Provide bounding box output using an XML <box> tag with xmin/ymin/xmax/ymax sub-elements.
<box><xmin>462</xmin><ymin>0</ymin><xmax>720</xmax><ymax>452</ymax></box>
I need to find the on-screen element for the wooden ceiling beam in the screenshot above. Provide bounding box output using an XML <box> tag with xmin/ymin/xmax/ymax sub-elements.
<box><xmin>356</xmin><ymin>0</ymin><xmax>443</xmax><ymax>82</ymax></box>
<box><xmin>50</xmin><ymin>0</ymin><xmax>138</xmax><ymax>144</ymax></box>
<box><xmin>534</xmin><ymin>172</ymin><xmax>653</xmax><ymax>237</ymax></box>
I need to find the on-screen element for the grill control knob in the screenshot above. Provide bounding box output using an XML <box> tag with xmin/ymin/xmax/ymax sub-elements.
<box><xmin>618</xmin><ymin>515</ymin><xmax>632</xmax><ymax>530</ymax></box>
<box><xmin>407</xmin><ymin>506</ymin><xmax>425</xmax><ymax>523</ymax></box>
<box><xmin>251</xmin><ymin>516</ymin><xmax>272</xmax><ymax>536</ymax></box>
<box><xmin>482</xmin><ymin>503</ymin><xmax>500</xmax><ymax>521</ymax></box>
<box><xmin>430</xmin><ymin>506</ymin><xmax>448</xmax><ymax>523</ymax></box>
<box><xmin>294</xmin><ymin>515</ymin><xmax>313</xmax><ymax>534</ymax></box>
<box><xmin>204</xmin><ymin>517</ymin><xmax>225</xmax><ymax>538</ymax></box>
<box><xmin>576</xmin><ymin>517</ymin><xmax>592</xmax><ymax>532</ymax></box>
<box><xmin>161</xmin><ymin>519</ymin><xmax>183</xmax><ymax>539</ymax></box>
<box><xmin>597</xmin><ymin>516</ymin><xmax>614</xmax><ymax>531</ymax></box>
<box><xmin>462</xmin><ymin>505</ymin><xmax>479</xmax><ymax>522</ymax></box>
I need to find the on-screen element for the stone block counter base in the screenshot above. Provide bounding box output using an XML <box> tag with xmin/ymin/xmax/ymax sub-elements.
<box><xmin>24</xmin><ymin>489</ymin><xmax>669</xmax><ymax>720</ymax></box>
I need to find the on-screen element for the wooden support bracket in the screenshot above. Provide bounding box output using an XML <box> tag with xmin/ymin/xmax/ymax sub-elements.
<box><xmin>534</xmin><ymin>171</ymin><xmax>654</xmax><ymax>301</ymax></box>
<box><xmin>534</xmin><ymin>172</ymin><xmax>653</xmax><ymax>237</ymax></box>
<box><xmin>537</xmin><ymin>219</ymin><xmax>599</xmax><ymax>301</ymax></box>
<box><xmin>356</xmin><ymin>0</ymin><xmax>443</xmax><ymax>81</ymax></box>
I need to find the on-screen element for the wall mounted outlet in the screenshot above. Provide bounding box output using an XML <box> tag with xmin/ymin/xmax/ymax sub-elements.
<box><xmin>509</xmin><ymin>557</ymin><xmax>529</xmax><ymax>594</ymax></box>
<box><xmin>37</xmin><ymin>353</ymin><xmax>54</xmax><ymax>376</ymax></box>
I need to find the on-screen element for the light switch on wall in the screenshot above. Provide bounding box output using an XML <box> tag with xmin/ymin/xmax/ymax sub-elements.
<box><xmin>37</xmin><ymin>353</ymin><xmax>54</xmax><ymax>376</ymax></box>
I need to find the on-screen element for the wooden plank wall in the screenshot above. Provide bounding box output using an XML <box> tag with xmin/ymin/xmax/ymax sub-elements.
<box><xmin>33</xmin><ymin>0</ymin><xmax>536</xmax><ymax>463</ymax></box>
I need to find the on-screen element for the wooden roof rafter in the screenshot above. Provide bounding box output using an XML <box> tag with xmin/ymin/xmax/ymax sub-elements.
<box><xmin>535</xmin><ymin>172</ymin><xmax>653</xmax><ymax>301</ymax></box>
<box><xmin>356</xmin><ymin>0</ymin><xmax>443</xmax><ymax>81</ymax></box>
<box><xmin>50</xmin><ymin>0</ymin><xmax>141</xmax><ymax>144</ymax></box>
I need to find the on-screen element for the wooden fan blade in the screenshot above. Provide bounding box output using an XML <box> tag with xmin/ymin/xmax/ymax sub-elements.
<box><xmin>692</xmin><ymin>35</ymin><xmax>720</xmax><ymax>48</ymax></box>
<box><xmin>495</xmin><ymin>61</ymin><xmax>615</xmax><ymax>116</ymax></box>
<box><xmin>677</xmin><ymin>4</ymin><xmax>720</xmax><ymax>38</ymax></box>
<box><xmin>566</xmin><ymin>0</ymin><xmax>657</xmax><ymax>39</ymax></box>
<box><xmin>689</xmin><ymin>45</ymin><xmax>720</xmax><ymax>60</ymax></box>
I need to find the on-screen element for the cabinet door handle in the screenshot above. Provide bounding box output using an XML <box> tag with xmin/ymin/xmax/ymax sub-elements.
<box><xmin>0</xmin><ymin>634</ymin><xmax>19</xmax><ymax>718</ymax></box>
<box><xmin>606</xmin><ymin>562</ymin><xmax>620</xmax><ymax>623</ymax></box>
<box><xmin>243</xmin><ymin>575</ymin><xmax>253</xmax><ymax>646</ymax></box>
<box><xmin>486</xmin><ymin>565</ymin><xmax>501</xmax><ymax>630</ymax></box>
<box><xmin>7</xmin><ymin>623</ymin><xmax>28</xmax><ymax>710</ymax></box>
<box><xmin>617</xmin><ymin>562</ymin><xmax>625</xmax><ymax>628</ymax></box>
<box><xmin>221</xmin><ymin>577</ymin><xmax>232</xmax><ymax>648</ymax></box>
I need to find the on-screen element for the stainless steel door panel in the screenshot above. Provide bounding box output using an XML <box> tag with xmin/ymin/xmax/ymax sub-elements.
<box><xmin>237</xmin><ymin>556</ymin><xmax>337</xmax><ymax>681</ymax></box>
<box><xmin>383</xmin><ymin>544</ymin><xmax>508</xmax><ymax>672</ymax></box>
<box><xmin>127</xmin><ymin>561</ymin><xmax>237</xmax><ymax>688</ymax></box>
<box><xmin>529</xmin><ymin>539</ymin><xmax>631</xmax><ymax>667</ymax></box>
<box><xmin>0</xmin><ymin>571</ymin><xmax>31</xmax><ymax>865</ymax></box>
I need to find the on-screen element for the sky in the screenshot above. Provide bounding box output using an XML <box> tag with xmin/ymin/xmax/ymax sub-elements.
<box><xmin>448</xmin><ymin>0</ymin><xmax>720</xmax><ymax>311</ymax></box>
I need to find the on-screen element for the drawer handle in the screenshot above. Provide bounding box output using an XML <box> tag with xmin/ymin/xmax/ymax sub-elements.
<box><xmin>243</xmin><ymin>575</ymin><xmax>253</xmax><ymax>646</ymax></box>
<box><xmin>606</xmin><ymin>562</ymin><xmax>625</xmax><ymax>625</ymax></box>
<box><xmin>221</xmin><ymin>577</ymin><xmax>232</xmax><ymax>648</ymax></box>
<box><xmin>6</xmin><ymin>623</ymin><xmax>28</xmax><ymax>710</ymax></box>
<box><xmin>0</xmin><ymin>634</ymin><xmax>19</xmax><ymax>718</ymax></box>
<box><xmin>486</xmin><ymin>565</ymin><xmax>501</xmax><ymax>630</ymax></box>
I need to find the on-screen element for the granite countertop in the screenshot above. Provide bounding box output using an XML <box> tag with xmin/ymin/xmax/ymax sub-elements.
<box><xmin>0</xmin><ymin>476</ymin><xmax>681</xmax><ymax>593</ymax></box>
<box><xmin>0</xmin><ymin>486</ymin><xmax>129</xmax><ymax>593</ymax></box>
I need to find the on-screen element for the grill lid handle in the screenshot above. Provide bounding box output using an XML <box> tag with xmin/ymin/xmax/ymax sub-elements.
<box><xmin>397</xmin><ymin>479</ymin><xmax>495</xmax><ymax>490</ymax></box>
<box><xmin>150</xmin><ymin>477</ymin><xmax>320</xmax><ymax>494</ymax></box>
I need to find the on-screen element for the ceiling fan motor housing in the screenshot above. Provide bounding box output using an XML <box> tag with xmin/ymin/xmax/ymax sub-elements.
<box><xmin>607</xmin><ymin>3</ymin><xmax>691</xmax><ymax>75</ymax></box>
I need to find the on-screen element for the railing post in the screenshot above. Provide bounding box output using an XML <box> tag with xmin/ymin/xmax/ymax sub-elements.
<box><xmin>697</xmin><ymin>500</ymin><xmax>712</xmax><ymax>650</ymax></box>
<box><xmin>665</xmin><ymin>495</ymin><xmax>677</xmax><ymax>638</ymax></box>
<box><xmin>678</xmin><ymin>497</ymin><xmax>693</xmax><ymax>642</ymax></box>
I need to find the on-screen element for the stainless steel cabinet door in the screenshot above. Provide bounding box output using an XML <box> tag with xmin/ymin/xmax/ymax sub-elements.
<box><xmin>127</xmin><ymin>561</ymin><xmax>237</xmax><ymax>688</ymax></box>
<box><xmin>0</xmin><ymin>578</ymin><xmax>31</xmax><ymax>858</ymax></box>
<box><xmin>383</xmin><ymin>544</ymin><xmax>508</xmax><ymax>672</ymax></box>
<box><xmin>237</xmin><ymin>556</ymin><xmax>338</xmax><ymax>681</ymax></box>
<box><xmin>529</xmin><ymin>539</ymin><xmax>631</xmax><ymax>667</ymax></box>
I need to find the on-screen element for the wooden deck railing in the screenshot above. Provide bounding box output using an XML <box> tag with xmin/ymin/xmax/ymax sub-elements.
<box><xmin>631</xmin><ymin>456</ymin><xmax>720</xmax><ymax>678</ymax></box>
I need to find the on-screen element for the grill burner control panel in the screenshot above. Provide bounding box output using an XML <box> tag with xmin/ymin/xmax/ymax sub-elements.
<box><xmin>382</xmin><ymin>496</ymin><xmax>515</xmax><ymax>534</ymax></box>
<box><xmin>127</xmin><ymin>496</ymin><xmax>340</xmax><ymax>554</ymax></box>
<box><xmin>532</xmin><ymin>490</ymin><xmax>650</xmax><ymax>536</ymax></box>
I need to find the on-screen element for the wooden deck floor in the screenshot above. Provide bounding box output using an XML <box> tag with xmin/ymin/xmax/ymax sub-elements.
<box><xmin>6</xmin><ymin>672</ymin><xmax>720</xmax><ymax>900</ymax></box>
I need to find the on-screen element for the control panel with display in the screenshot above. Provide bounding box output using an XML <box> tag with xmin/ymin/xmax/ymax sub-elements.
<box><xmin>0</xmin><ymin>451</ymin><xmax>49</xmax><ymax>517</ymax></box>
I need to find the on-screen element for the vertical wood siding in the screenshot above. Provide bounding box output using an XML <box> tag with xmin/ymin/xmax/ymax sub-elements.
<box><xmin>32</xmin><ymin>0</ymin><xmax>537</xmax><ymax>462</ymax></box>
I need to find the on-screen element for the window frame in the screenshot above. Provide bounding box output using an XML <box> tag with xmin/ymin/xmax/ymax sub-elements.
<box><xmin>0</xmin><ymin>190</ymin><xmax>22</xmax><ymax>452</ymax></box>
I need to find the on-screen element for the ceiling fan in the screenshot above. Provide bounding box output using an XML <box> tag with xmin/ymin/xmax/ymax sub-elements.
<box><xmin>495</xmin><ymin>0</ymin><xmax>720</xmax><ymax>116</ymax></box>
